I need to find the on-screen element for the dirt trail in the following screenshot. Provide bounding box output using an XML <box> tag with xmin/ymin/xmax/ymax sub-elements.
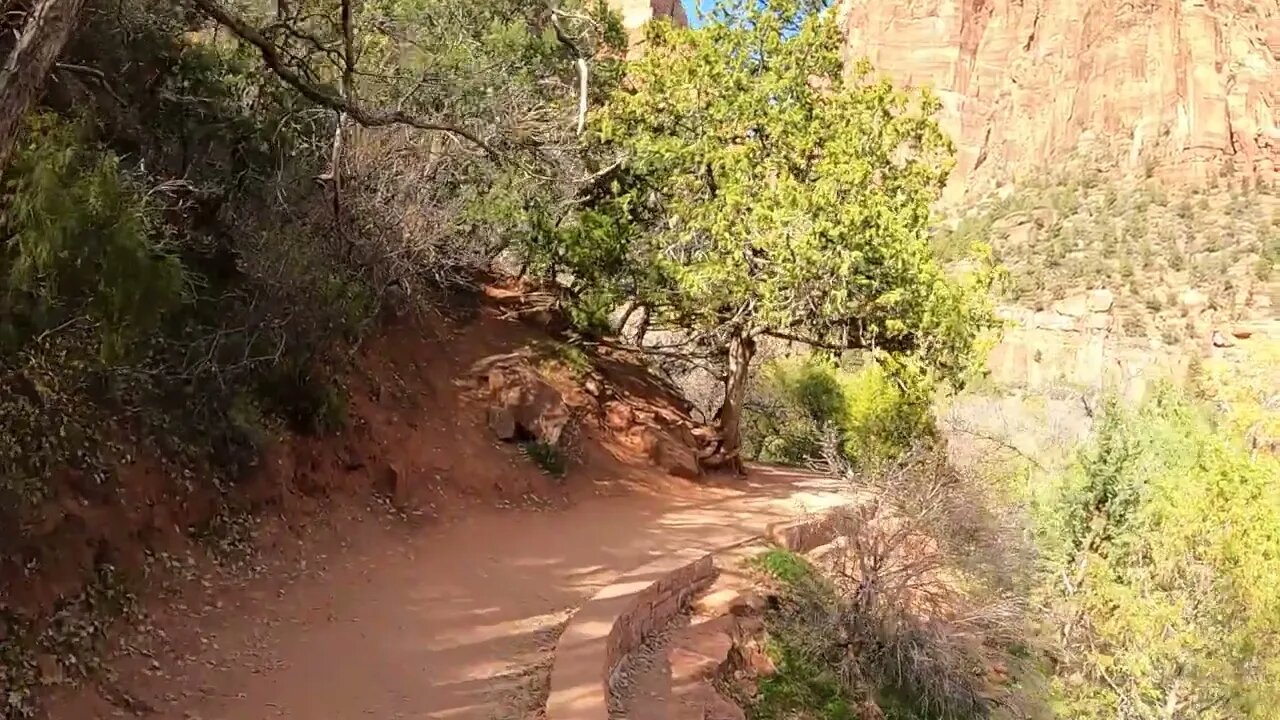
<box><xmin>48</xmin><ymin>468</ymin><xmax>845</xmax><ymax>720</ymax></box>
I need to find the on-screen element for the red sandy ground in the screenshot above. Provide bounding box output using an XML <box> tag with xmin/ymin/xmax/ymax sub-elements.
<box><xmin>22</xmin><ymin>291</ymin><xmax>848</xmax><ymax>719</ymax></box>
<box><xmin>44</xmin><ymin>469</ymin><xmax>845</xmax><ymax>720</ymax></box>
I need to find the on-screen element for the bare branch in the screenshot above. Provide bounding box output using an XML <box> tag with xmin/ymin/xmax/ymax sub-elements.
<box><xmin>760</xmin><ymin>326</ymin><xmax>918</xmax><ymax>354</ymax></box>
<box><xmin>547</xmin><ymin>2</ymin><xmax>589</xmax><ymax>135</ymax></box>
<box><xmin>181</xmin><ymin>0</ymin><xmax>499</xmax><ymax>159</ymax></box>
<box><xmin>574</xmin><ymin>56</ymin><xmax>587</xmax><ymax>135</ymax></box>
<box><xmin>55</xmin><ymin>62</ymin><xmax>125</xmax><ymax>104</ymax></box>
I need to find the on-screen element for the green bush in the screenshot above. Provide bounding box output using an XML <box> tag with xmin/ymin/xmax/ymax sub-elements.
<box><xmin>744</xmin><ymin>354</ymin><xmax>933</xmax><ymax>468</ymax></box>
<box><xmin>257</xmin><ymin>361</ymin><xmax>349</xmax><ymax>436</ymax></box>
<box><xmin>754</xmin><ymin>547</ymin><xmax>819</xmax><ymax>588</ymax></box>
<box><xmin>521</xmin><ymin>440</ymin><xmax>567</xmax><ymax>477</ymax></box>
<box><xmin>1034</xmin><ymin>386</ymin><xmax>1280</xmax><ymax>718</ymax></box>
<box><xmin>752</xmin><ymin>636</ymin><xmax>858</xmax><ymax>720</ymax></box>
<box><xmin>1</xmin><ymin>113</ymin><xmax>184</xmax><ymax>360</ymax></box>
<box><xmin>756</xmin><ymin>447</ymin><xmax>1033</xmax><ymax>720</ymax></box>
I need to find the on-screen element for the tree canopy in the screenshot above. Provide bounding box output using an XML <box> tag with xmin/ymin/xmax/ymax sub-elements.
<box><xmin>568</xmin><ymin>0</ymin><xmax>997</xmax><ymax>462</ymax></box>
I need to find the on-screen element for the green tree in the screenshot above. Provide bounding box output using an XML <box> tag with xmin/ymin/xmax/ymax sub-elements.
<box><xmin>589</xmin><ymin>0</ymin><xmax>996</xmax><ymax>466</ymax></box>
<box><xmin>1036</xmin><ymin>389</ymin><xmax>1280</xmax><ymax>718</ymax></box>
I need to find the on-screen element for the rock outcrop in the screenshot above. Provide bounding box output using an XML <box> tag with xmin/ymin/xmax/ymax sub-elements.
<box><xmin>609</xmin><ymin>0</ymin><xmax>688</xmax><ymax>49</ymax></box>
<box><xmin>839</xmin><ymin>0</ymin><xmax>1280</xmax><ymax>201</ymax></box>
<box><xmin>984</xmin><ymin>303</ymin><xmax>1280</xmax><ymax>401</ymax></box>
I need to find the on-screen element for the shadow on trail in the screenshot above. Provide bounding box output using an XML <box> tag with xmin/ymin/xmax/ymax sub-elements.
<box><xmin>59</xmin><ymin>465</ymin><xmax>845</xmax><ymax>720</ymax></box>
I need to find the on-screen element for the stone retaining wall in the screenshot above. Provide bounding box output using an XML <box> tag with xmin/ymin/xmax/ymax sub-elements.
<box><xmin>544</xmin><ymin>507</ymin><xmax>853</xmax><ymax>720</ymax></box>
<box><xmin>766</xmin><ymin>507</ymin><xmax>852</xmax><ymax>553</ymax></box>
<box><xmin>545</xmin><ymin>548</ymin><xmax>717</xmax><ymax>720</ymax></box>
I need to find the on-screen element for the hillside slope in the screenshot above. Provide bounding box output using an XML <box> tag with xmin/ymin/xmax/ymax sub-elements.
<box><xmin>836</xmin><ymin>0</ymin><xmax>1280</xmax><ymax>397</ymax></box>
<box><xmin>0</xmin><ymin>284</ymin><xmax>733</xmax><ymax>717</ymax></box>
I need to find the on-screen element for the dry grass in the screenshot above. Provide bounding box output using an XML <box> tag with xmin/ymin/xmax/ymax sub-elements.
<box><xmin>768</xmin><ymin>441</ymin><xmax>1040</xmax><ymax>719</ymax></box>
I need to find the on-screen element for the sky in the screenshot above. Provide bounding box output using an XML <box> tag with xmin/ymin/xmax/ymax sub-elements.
<box><xmin>686</xmin><ymin>0</ymin><xmax>716</xmax><ymax>27</ymax></box>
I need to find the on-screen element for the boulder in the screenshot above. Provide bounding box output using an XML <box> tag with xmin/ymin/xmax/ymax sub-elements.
<box><xmin>693</xmin><ymin>588</ymin><xmax>766</xmax><ymax>619</ymax></box>
<box><xmin>378</xmin><ymin>463</ymin><xmax>414</xmax><ymax>508</ymax></box>
<box><xmin>741</xmin><ymin>641</ymin><xmax>777</xmax><ymax>678</ymax></box>
<box><xmin>487</xmin><ymin>369</ymin><xmax>570</xmax><ymax>445</ymax></box>
<box><xmin>654</xmin><ymin>434</ymin><xmax>702</xmax><ymax>479</ymax></box>
<box><xmin>1086</xmin><ymin>288</ymin><xmax>1115</xmax><ymax>313</ymax></box>
<box><xmin>604</xmin><ymin>401</ymin><xmax>636</xmax><ymax>431</ymax></box>
<box><xmin>1179</xmin><ymin>288</ymin><xmax>1210</xmax><ymax>311</ymax></box>
<box><xmin>1002</xmin><ymin>221</ymin><xmax>1038</xmax><ymax>247</ymax></box>
<box><xmin>487</xmin><ymin>406</ymin><xmax>517</xmax><ymax>440</ymax></box>
<box><xmin>669</xmin><ymin>629</ymin><xmax>734</xmax><ymax>684</ymax></box>
<box><xmin>1083</xmin><ymin>312</ymin><xmax>1112</xmax><ymax>331</ymax></box>
<box><xmin>1052</xmin><ymin>294</ymin><xmax>1090</xmax><ymax>318</ymax></box>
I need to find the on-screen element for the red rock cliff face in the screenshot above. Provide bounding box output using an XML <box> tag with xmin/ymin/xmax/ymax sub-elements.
<box><xmin>610</xmin><ymin>0</ymin><xmax>688</xmax><ymax>49</ymax></box>
<box><xmin>840</xmin><ymin>0</ymin><xmax>1280</xmax><ymax>199</ymax></box>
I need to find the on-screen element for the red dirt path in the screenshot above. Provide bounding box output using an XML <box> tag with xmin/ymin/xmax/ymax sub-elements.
<box><xmin>45</xmin><ymin>467</ymin><xmax>846</xmax><ymax>720</ymax></box>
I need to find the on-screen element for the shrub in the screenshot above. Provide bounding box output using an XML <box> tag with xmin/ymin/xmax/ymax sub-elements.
<box><xmin>754</xmin><ymin>547</ymin><xmax>819</xmax><ymax>588</ymax></box>
<box><xmin>762</xmin><ymin>444</ymin><xmax>1037</xmax><ymax>720</ymax></box>
<box><xmin>521</xmin><ymin>440</ymin><xmax>567</xmax><ymax>478</ymax></box>
<box><xmin>0</xmin><ymin>113</ymin><xmax>184</xmax><ymax>360</ymax></box>
<box><xmin>1034</xmin><ymin>387</ymin><xmax>1280</xmax><ymax>718</ymax></box>
<box><xmin>744</xmin><ymin>354</ymin><xmax>933</xmax><ymax>468</ymax></box>
<box><xmin>753</xmin><ymin>635</ymin><xmax>859</xmax><ymax>720</ymax></box>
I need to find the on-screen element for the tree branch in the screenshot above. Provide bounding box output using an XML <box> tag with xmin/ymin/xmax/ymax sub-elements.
<box><xmin>182</xmin><ymin>0</ymin><xmax>498</xmax><ymax>159</ymax></box>
<box><xmin>760</xmin><ymin>327</ymin><xmax>917</xmax><ymax>354</ymax></box>
<box><xmin>55</xmin><ymin>62</ymin><xmax>125</xmax><ymax>104</ymax></box>
<box><xmin>574</xmin><ymin>56</ymin><xmax>588</xmax><ymax>135</ymax></box>
<box><xmin>548</xmin><ymin>3</ymin><xmax>589</xmax><ymax>135</ymax></box>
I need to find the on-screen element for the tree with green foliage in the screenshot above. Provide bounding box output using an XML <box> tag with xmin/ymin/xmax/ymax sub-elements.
<box><xmin>744</xmin><ymin>353</ymin><xmax>933</xmax><ymax>468</ymax></box>
<box><xmin>1034</xmin><ymin>388</ymin><xmax>1280</xmax><ymax>718</ymax></box>
<box><xmin>181</xmin><ymin>0</ymin><xmax>626</xmax><ymax>288</ymax></box>
<box><xmin>1</xmin><ymin>113</ymin><xmax>184</xmax><ymax>359</ymax></box>
<box><xmin>580</xmin><ymin>0</ymin><xmax>996</xmax><ymax>467</ymax></box>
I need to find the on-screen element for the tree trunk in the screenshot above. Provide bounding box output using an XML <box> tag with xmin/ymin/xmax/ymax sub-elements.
<box><xmin>0</xmin><ymin>0</ymin><xmax>87</xmax><ymax>172</ymax></box>
<box><xmin>633</xmin><ymin>304</ymin><xmax>651</xmax><ymax>345</ymax></box>
<box><xmin>716</xmin><ymin>329</ymin><xmax>755</xmax><ymax>476</ymax></box>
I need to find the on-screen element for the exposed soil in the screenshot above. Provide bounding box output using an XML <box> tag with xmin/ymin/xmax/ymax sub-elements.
<box><xmin>42</xmin><ymin>467</ymin><xmax>845</xmax><ymax>720</ymax></box>
<box><xmin>5</xmin><ymin>282</ymin><xmax>713</xmax><ymax>617</ymax></box>
<box><xmin>8</xmin><ymin>283</ymin><xmax>848</xmax><ymax>720</ymax></box>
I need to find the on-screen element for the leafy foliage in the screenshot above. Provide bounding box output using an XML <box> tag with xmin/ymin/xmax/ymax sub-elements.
<box><xmin>753</xmin><ymin>635</ymin><xmax>860</xmax><ymax>720</ymax></box>
<box><xmin>586</xmin><ymin>0</ymin><xmax>993</xmax><ymax>371</ymax></box>
<box><xmin>534</xmin><ymin>0</ymin><xmax>999</xmax><ymax>461</ymax></box>
<box><xmin>1</xmin><ymin>114</ymin><xmax>184</xmax><ymax>359</ymax></box>
<box><xmin>762</xmin><ymin>446</ymin><xmax>1038</xmax><ymax>720</ymax></box>
<box><xmin>1034</xmin><ymin>388</ymin><xmax>1280</xmax><ymax>718</ymax></box>
<box><xmin>0</xmin><ymin>0</ymin><xmax>624</xmax><ymax>558</ymax></box>
<box><xmin>754</xmin><ymin>547</ymin><xmax>820</xmax><ymax>588</ymax></box>
<box><xmin>520</xmin><ymin>440</ymin><xmax>568</xmax><ymax>478</ymax></box>
<box><xmin>744</xmin><ymin>353</ymin><xmax>934</xmax><ymax>467</ymax></box>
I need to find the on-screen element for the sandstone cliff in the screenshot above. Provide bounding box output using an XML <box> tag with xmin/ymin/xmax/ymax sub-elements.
<box><xmin>840</xmin><ymin>0</ymin><xmax>1280</xmax><ymax>201</ymax></box>
<box><xmin>609</xmin><ymin>0</ymin><xmax>688</xmax><ymax>48</ymax></box>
